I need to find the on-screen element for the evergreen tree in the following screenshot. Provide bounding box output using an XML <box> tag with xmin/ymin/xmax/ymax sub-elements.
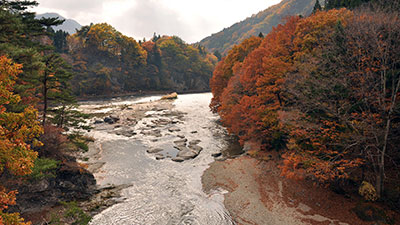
<box><xmin>214</xmin><ymin>50</ymin><xmax>222</xmax><ymax>61</ymax></box>
<box><xmin>41</xmin><ymin>53</ymin><xmax>73</xmax><ymax>126</ymax></box>
<box><xmin>313</xmin><ymin>0</ymin><xmax>322</xmax><ymax>13</ymax></box>
<box><xmin>49</xmin><ymin>103</ymin><xmax>91</xmax><ymax>131</ymax></box>
<box><xmin>0</xmin><ymin>0</ymin><xmax>82</xmax><ymax>132</ymax></box>
<box><xmin>48</xmin><ymin>28</ymin><xmax>69</xmax><ymax>53</ymax></box>
<box><xmin>152</xmin><ymin>32</ymin><xmax>161</xmax><ymax>42</ymax></box>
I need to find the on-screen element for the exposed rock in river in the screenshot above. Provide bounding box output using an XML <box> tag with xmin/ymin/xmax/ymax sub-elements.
<box><xmin>171</xmin><ymin>157</ymin><xmax>185</xmax><ymax>162</ymax></box>
<box><xmin>115</xmin><ymin>129</ymin><xmax>137</xmax><ymax>137</ymax></box>
<box><xmin>155</xmin><ymin>154</ymin><xmax>165</xmax><ymax>160</ymax></box>
<box><xmin>104</xmin><ymin>115</ymin><xmax>120</xmax><ymax>124</ymax></box>
<box><xmin>174</xmin><ymin>138</ymin><xmax>187</xmax><ymax>143</ymax></box>
<box><xmin>147</xmin><ymin>148</ymin><xmax>163</xmax><ymax>154</ymax></box>
<box><xmin>177</xmin><ymin>149</ymin><xmax>199</xmax><ymax>160</ymax></box>
<box><xmin>188</xmin><ymin>145</ymin><xmax>203</xmax><ymax>153</ymax></box>
<box><xmin>140</xmin><ymin>129</ymin><xmax>162</xmax><ymax>137</ymax></box>
<box><xmin>189</xmin><ymin>140</ymin><xmax>201</xmax><ymax>145</ymax></box>
<box><xmin>161</xmin><ymin>92</ymin><xmax>178</xmax><ymax>100</ymax></box>
<box><xmin>212</xmin><ymin>152</ymin><xmax>222</xmax><ymax>157</ymax></box>
<box><xmin>168</xmin><ymin>127</ymin><xmax>181</xmax><ymax>132</ymax></box>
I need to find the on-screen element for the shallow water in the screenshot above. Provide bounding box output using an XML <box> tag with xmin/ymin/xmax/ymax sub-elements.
<box><xmin>84</xmin><ymin>93</ymin><xmax>236</xmax><ymax>225</ymax></box>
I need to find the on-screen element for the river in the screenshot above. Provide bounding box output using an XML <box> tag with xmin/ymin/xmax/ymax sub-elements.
<box><xmin>80</xmin><ymin>93</ymin><xmax>236</xmax><ymax>225</ymax></box>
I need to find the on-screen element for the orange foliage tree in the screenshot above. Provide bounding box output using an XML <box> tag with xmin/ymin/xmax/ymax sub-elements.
<box><xmin>338</xmin><ymin>9</ymin><xmax>400</xmax><ymax>197</ymax></box>
<box><xmin>215</xmin><ymin>17</ymin><xmax>300</xmax><ymax>148</ymax></box>
<box><xmin>210</xmin><ymin>7</ymin><xmax>400</xmax><ymax>197</ymax></box>
<box><xmin>209</xmin><ymin>36</ymin><xmax>262</xmax><ymax>112</ymax></box>
<box><xmin>280</xmin><ymin>9</ymin><xmax>361</xmax><ymax>185</ymax></box>
<box><xmin>282</xmin><ymin>8</ymin><xmax>400</xmax><ymax>197</ymax></box>
<box><xmin>0</xmin><ymin>56</ymin><xmax>43</xmax><ymax>224</ymax></box>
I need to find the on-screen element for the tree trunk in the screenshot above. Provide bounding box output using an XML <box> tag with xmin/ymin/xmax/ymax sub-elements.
<box><xmin>376</xmin><ymin>160</ymin><xmax>384</xmax><ymax>198</ymax></box>
<box><xmin>377</xmin><ymin>117</ymin><xmax>391</xmax><ymax>198</ymax></box>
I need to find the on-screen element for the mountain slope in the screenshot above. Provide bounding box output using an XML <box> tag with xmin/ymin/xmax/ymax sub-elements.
<box><xmin>37</xmin><ymin>13</ymin><xmax>82</xmax><ymax>34</ymax></box>
<box><xmin>199</xmin><ymin>0</ymin><xmax>315</xmax><ymax>55</ymax></box>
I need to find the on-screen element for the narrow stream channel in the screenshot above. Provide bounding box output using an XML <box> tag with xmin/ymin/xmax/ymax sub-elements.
<box><xmin>81</xmin><ymin>93</ymin><xmax>236</xmax><ymax>225</ymax></box>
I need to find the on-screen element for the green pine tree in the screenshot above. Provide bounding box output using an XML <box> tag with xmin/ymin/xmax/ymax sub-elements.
<box><xmin>313</xmin><ymin>0</ymin><xmax>322</xmax><ymax>13</ymax></box>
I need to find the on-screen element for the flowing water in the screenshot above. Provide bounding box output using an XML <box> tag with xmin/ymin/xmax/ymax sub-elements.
<box><xmin>81</xmin><ymin>93</ymin><xmax>236</xmax><ymax>225</ymax></box>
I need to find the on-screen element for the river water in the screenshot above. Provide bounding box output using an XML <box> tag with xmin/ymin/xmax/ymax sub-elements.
<box><xmin>81</xmin><ymin>93</ymin><xmax>236</xmax><ymax>225</ymax></box>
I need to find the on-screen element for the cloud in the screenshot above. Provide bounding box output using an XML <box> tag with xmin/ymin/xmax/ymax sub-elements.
<box><xmin>35</xmin><ymin>0</ymin><xmax>102</xmax><ymax>16</ymax></box>
<box><xmin>35</xmin><ymin>0</ymin><xmax>281</xmax><ymax>43</ymax></box>
<box><xmin>111</xmin><ymin>0</ymin><xmax>188</xmax><ymax>41</ymax></box>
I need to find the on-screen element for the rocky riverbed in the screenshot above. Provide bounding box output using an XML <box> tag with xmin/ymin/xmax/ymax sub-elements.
<box><xmin>80</xmin><ymin>95</ymin><xmax>217</xmax><ymax>165</ymax></box>
<box><xmin>79</xmin><ymin>93</ymin><xmax>235</xmax><ymax>224</ymax></box>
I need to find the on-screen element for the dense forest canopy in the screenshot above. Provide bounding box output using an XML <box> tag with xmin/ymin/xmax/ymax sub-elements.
<box><xmin>66</xmin><ymin>24</ymin><xmax>217</xmax><ymax>96</ymax></box>
<box><xmin>210</xmin><ymin>1</ymin><xmax>400</xmax><ymax>204</ymax></box>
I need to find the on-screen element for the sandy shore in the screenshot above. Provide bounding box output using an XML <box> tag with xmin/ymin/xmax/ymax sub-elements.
<box><xmin>202</xmin><ymin>155</ymin><xmax>371</xmax><ymax>225</ymax></box>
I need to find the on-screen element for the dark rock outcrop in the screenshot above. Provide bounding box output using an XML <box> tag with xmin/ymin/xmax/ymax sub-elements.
<box><xmin>12</xmin><ymin>162</ymin><xmax>96</xmax><ymax>215</ymax></box>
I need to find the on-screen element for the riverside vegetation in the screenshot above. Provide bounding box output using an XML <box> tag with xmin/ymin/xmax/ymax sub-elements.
<box><xmin>210</xmin><ymin>0</ymin><xmax>400</xmax><ymax>223</ymax></box>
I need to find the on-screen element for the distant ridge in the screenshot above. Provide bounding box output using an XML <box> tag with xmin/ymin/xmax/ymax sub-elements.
<box><xmin>37</xmin><ymin>12</ymin><xmax>82</xmax><ymax>34</ymax></box>
<box><xmin>199</xmin><ymin>0</ymin><xmax>316</xmax><ymax>55</ymax></box>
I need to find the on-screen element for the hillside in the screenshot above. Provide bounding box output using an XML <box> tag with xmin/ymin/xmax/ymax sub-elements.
<box><xmin>37</xmin><ymin>13</ymin><xmax>82</xmax><ymax>34</ymax></box>
<box><xmin>66</xmin><ymin>24</ymin><xmax>217</xmax><ymax>96</ymax></box>
<box><xmin>199</xmin><ymin>0</ymin><xmax>315</xmax><ymax>55</ymax></box>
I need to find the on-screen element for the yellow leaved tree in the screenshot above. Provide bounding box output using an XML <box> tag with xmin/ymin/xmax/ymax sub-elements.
<box><xmin>0</xmin><ymin>56</ymin><xmax>43</xmax><ymax>225</ymax></box>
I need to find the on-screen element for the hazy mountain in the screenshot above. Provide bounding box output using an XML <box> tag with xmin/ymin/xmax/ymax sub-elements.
<box><xmin>37</xmin><ymin>13</ymin><xmax>82</xmax><ymax>34</ymax></box>
<box><xmin>199</xmin><ymin>0</ymin><xmax>316</xmax><ymax>55</ymax></box>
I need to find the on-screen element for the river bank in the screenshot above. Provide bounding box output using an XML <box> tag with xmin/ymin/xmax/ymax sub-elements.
<box><xmin>75</xmin><ymin>90</ymin><xmax>211</xmax><ymax>102</ymax></box>
<box><xmin>203</xmin><ymin>150</ymin><xmax>400</xmax><ymax>225</ymax></box>
<box><xmin>20</xmin><ymin>92</ymin><xmax>394</xmax><ymax>224</ymax></box>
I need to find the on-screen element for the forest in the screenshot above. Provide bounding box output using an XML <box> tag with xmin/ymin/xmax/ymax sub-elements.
<box><xmin>210</xmin><ymin>0</ymin><xmax>400</xmax><ymax>214</ymax></box>
<box><xmin>0</xmin><ymin>1</ymin><xmax>99</xmax><ymax>223</ymax></box>
<box><xmin>0</xmin><ymin>0</ymin><xmax>217</xmax><ymax>223</ymax></box>
<box><xmin>66</xmin><ymin>24</ymin><xmax>217</xmax><ymax>96</ymax></box>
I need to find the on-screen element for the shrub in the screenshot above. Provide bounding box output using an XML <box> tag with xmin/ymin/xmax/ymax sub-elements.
<box><xmin>61</xmin><ymin>201</ymin><xmax>92</xmax><ymax>225</ymax></box>
<box><xmin>359</xmin><ymin>181</ymin><xmax>378</xmax><ymax>202</ymax></box>
<box><xmin>29</xmin><ymin>157</ymin><xmax>59</xmax><ymax>180</ymax></box>
<box><xmin>39</xmin><ymin>125</ymin><xmax>67</xmax><ymax>158</ymax></box>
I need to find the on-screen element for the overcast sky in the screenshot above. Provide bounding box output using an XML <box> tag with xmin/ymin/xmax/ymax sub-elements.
<box><xmin>34</xmin><ymin>0</ymin><xmax>281</xmax><ymax>43</ymax></box>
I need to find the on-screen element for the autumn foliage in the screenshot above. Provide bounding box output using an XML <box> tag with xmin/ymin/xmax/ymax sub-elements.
<box><xmin>210</xmin><ymin>8</ymin><xmax>400</xmax><ymax>198</ymax></box>
<box><xmin>0</xmin><ymin>56</ymin><xmax>42</xmax><ymax>224</ymax></box>
<box><xmin>69</xmin><ymin>24</ymin><xmax>216</xmax><ymax>96</ymax></box>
